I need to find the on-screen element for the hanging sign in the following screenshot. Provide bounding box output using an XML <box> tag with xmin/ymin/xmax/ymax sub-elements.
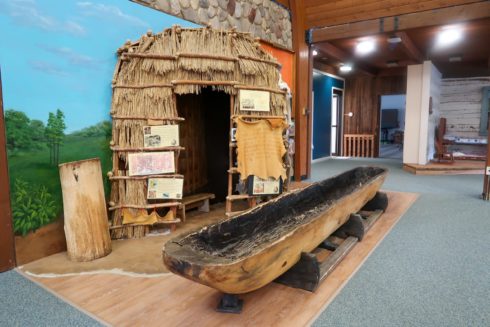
<box><xmin>239</xmin><ymin>90</ymin><xmax>270</xmax><ymax>112</ymax></box>
<box><xmin>128</xmin><ymin>151</ymin><xmax>175</xmax><ymax>176</ymax></box>
<box><xmin>247</xmin><ymin>176</ymin><xmax>283</xmax><ymax>196</ymax></box>
<box><xmin>144</xmin><ymin>125</ymin><xmax>179</xmax><ymax>148</ymax></box>
<box><xmin>147</xmin><ymin>178</ymin><xmax>183</xmax><ymax>200</ymax></box>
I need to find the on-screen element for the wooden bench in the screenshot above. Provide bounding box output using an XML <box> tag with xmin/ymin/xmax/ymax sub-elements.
<box><xmin>179</xmin><ymin>193</ymin><xmax>215</xmax><ymax>222</ymax></box>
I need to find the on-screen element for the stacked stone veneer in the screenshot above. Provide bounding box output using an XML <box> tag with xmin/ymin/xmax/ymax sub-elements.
<box><xmin>133</xmin><ymin>0</ymin><xmax>292</xmax><ymax>49</ymax></box>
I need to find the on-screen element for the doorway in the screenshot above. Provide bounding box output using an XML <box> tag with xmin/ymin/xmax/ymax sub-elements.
<box><xmin>379</xmin><ymin>94</ymin><xmax>406</xmax><ymax>159</ymax></box>
<box><xmin>312</xmin><ymin>70</ymin><xmax>345</xmax><ymax>161</ymax></box>
<box><xmin>331</xmin><ymin>88</ymin><xmax>343</xmax><ymax>156</ymax></box>
<box><xmin>177</xmin><ymin>88</ymin><xmax>231</xmax><ymax>202</ymax></box>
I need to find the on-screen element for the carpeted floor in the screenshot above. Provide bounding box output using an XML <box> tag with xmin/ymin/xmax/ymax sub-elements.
<box><xmin>0</xmin><ymin>269</ymin><xmax>102</xmax><ymax>326</ymax></box>
<box><xmin>312</xmin><ymin>158</ymin><xmax>490</xmax><ymax>327</ymax></box>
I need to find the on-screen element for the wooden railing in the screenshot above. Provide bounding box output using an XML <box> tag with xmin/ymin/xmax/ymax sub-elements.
<box><xmin>343</xmin><ymin>134</ymin><xmax>375</xmax><ymax>158</ymax></box>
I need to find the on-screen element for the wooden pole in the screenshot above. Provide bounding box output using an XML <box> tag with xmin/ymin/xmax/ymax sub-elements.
<box><xmin>0</xmin><ymin>67</ymin><xmax>16</xmax><ymax>271</ymax></box>
<box><xmin>59</xmin><ymin>158</ymin><xmax>112</xmax><ymax>261</ymax></box>
<box><xmin>483</xmin><ymin>121</ymin><xmax>490</xmax><ymax>201</ymax></box>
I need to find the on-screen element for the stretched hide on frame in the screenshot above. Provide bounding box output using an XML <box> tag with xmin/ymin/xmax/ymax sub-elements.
<box><xmin>235</xmin><ymin>117</ymin><xmax>287</xmax><ymax>181</ymax></box>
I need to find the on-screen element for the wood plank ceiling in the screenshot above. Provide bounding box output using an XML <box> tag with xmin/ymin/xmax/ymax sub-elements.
<box><xmin>313</xmin><ymin>17</ymin><xmax>490</xmax><ymax>78</ymax></box>
<box><xmin>303</xmin><ymin>0</ymin><xmax>485</xmax><ymax>29</ymax></box>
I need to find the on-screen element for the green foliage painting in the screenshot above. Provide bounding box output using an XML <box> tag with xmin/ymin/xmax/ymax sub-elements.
<box><xmin>5</xmin><ymin>109</ymin><xmax>112</xmax><ymax>236</ymax></box>
<box><xmin>12</xmin><ymin>179</ymin><xmax>57</xmax><ymax>236</ymax></box>
<box><xmin>45</xmin><ymin>109</ymin><xmax>66</xmax><ymax>165</ymax></box>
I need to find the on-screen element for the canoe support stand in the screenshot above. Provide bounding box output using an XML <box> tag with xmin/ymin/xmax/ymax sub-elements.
<box><xmin>275</xmin><ymin>192</ymin><xmax>387</xmax><ymax>292</ymax></box>
<box><xmin>216</xmin><ymin>293</ymin><xmax>244</xmax><ymax>314</ymax></box>
<box><xmin>214</xmin><ymin>191</ymin><xmax>388</xmax><ymax>313</ymax></box>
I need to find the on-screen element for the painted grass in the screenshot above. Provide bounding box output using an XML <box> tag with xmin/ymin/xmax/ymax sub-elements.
<box><xmin>7</xmin><ymin>135</ymin><xmax>112</xmax><ymax>213</ymax></box>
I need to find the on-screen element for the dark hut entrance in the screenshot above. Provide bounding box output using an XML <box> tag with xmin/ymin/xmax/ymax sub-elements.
<box><xmin>177</xmin><ymin>88</ymin><xmax>232</xmax><ymax>202</ymax></box>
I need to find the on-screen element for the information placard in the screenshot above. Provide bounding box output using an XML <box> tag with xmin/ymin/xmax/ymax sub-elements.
<box><xmin>147</xmin><ymin>178</ymin><xmax>183</xmax><ymax>200</ymax></box>
<box><xmin>239</xmin><ymin>90</ymin><xmax>270</xmax><ymax>112</ymax></box>
<box><xmin>247</xmin><ymin>176</ymin><xmax>283</xmax><ymax>196</ymax></box>
<box><xmin>143</xmin><ymin>125</ymin><xmax>179</xmax><ymax>148</ymax></box>
<box><xmin>128</xmin><ymin>152</ymin><xmax>175</xmax><ymax>176</ymax></box>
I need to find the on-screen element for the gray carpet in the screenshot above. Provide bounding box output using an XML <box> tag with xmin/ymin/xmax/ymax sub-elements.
<box><xmin>0</xmin><ymin>270</ymin><xmax>101</xmax><ymax>326</ymax></box>
<box><xmin>312</xmin><ymin>158</ymin><xmax>490</xmax><ymax>327</ymax></box>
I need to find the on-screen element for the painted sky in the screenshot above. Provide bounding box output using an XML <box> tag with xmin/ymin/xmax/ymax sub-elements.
<box><xmin>0</xmin><ymin>0</ymin><xmax>196</xmax><ymax>132</ymax></box>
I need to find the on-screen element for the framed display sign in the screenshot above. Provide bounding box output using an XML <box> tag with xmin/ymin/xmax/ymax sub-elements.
<box><xmin>239</xmin><ymin>90</ymin><xmax>270</xmax><ymax>112</ymax></box>
<box><xmin>247</xmin><ymin>176</ymin><xmax>283</xmax><ymax>196</ymax></box>
<box><xmin>147</xmin><ymin>178</ymin><xmax>183</xmax><ymax>200</ymax></box>
<box><xmin>128</xmin><ymin>151</ymin><xmax>175</xmax><ymax>176</ymax></box>
<box><xmin>144</xmin><ymin>125</ymin><xmax>179</xmax><ymax>148</ymax></box>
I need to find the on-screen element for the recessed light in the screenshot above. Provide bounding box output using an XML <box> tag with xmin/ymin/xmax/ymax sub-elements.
<box><xmin>436</xmin><ymin>26</ymin><xmax>463</xmax><ymax>47</ymax></box>
<box><xmin>339</xmin><ymin>64</ymin><xmax>353</xmax><ymax>72</ymax></box>
<box><xmin>386</xmin><ymin>60</ymin><xmax>399</xmax><ymax>67</ymax></box>
<box><xmin>312</xmin><ymin>50</ymin><xmax>318</xmax><ymax>56</ymax></box>
<box><xmin>387</xmin><ymin>35</ymin><xmax>402</xmax><ymax>44</ymax></box>
<box><xmin>449</xmin><ymin>56</ymin><xmax>462</xmax><ymax>62</ymax></box>
<box><xmin>356</xmin><ymin>40</ymin><xmax>375</xmax><ymax>55</ymax></box>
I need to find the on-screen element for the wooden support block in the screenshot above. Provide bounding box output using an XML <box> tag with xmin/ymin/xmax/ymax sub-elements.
<box><xmin>275</xmin><ymin>253</ymin><xmax>320</xmax><ymax>292</ymax></box>
<box><xmin>361</xmin><ymin>191</ymin><xmax>388</xmax><ymax>212</ymax></box>
<box><xmin>332</xmin><ymin>213</ymin><xmax>365</xmax><ymax>241</ymax></box>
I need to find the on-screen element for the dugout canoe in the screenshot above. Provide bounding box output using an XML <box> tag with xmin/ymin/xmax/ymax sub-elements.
<box><xmin>163</xmin><ymin>166</ymin><xmax>387</xmax><ymax>294</ymax></box>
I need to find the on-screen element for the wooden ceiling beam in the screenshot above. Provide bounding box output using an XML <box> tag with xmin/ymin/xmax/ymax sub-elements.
<box><xmin>315</xmin><ymin>42</ymin><xmax>378</xmax><ymax>76</ymax></box>
<box><xmin>306</xmin><ymin>0</ymin><xmax>482</xmax><ymax>29</ymax></box>
<box><xmin>377</xmin><ymin>67</ymin><xmax>408</xmax><ymax>76</ymax></box>
<box><xmin>395</xmin><ymin>31</ymin><xmax>425</xmax><ymax>63</ymax></box>
<box><xmin>311</xmin><ymin>1</ymin><xmax>490</xmax><ymax>42</ymax></box>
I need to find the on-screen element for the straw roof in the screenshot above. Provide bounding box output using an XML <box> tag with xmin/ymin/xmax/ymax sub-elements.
<box><xmin>109</xmin><ymin>26</ymin><xmax>288</xmax><ymax>239</ymax></box>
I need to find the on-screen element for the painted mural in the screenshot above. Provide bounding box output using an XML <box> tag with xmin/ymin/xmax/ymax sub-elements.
<box><xmin>0</xmin><ymin>0</ymin><xmax>196</xmax><ymax>263</ymax></box>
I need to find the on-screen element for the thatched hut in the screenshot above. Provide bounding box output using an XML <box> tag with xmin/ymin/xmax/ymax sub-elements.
<box><xmin>108</xmin><ymin>26</ymin><xmax>290</xmax><ymax>239</ymax></box>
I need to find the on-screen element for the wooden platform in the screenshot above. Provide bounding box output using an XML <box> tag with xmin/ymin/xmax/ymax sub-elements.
<box><xmin>23</xmin><ymin>191</ymin><xmax>417</xmax><ymax>327</ymax></box>
<box><xmin>403</xmin><ymin>160</ymin><xmax>485</xmax><ymax>175</ymax></box>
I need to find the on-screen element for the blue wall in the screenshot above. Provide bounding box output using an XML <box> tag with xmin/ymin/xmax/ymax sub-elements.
<box><xmin>312</xmin><ymin>72</ymin><xmax>344</xmax><ymax>160</ymax></box>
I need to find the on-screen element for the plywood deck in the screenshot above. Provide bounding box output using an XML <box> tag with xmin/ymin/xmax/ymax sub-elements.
<box><xmin>403</xmin><ymin>160</ymin><xmax>485</xmax><ymax>175</ymax></box>
<box><xmin>24</xmin><ymin>191</ymin><xmax>417</xmax><ymax>327</ymax></box>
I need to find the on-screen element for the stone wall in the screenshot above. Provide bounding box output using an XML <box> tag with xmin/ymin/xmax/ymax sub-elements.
<box><xmin>132</xmin><ymin>0</ymin><xmax>292</xmax><ymax>49</ymax></box>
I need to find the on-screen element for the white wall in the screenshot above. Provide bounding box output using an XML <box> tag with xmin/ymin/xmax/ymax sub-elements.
<box><xmin>439</xmin><ymin>77</ymin><xmax>490</xmax><ymax>137</ymax></box>
<box><xmin>427</xmin><ymin>63</ymin><xmax>442</xmax><ymax>161</ymax></box>
<box><xmin>404</xmin><ymin>64</ymin><xmax>424</xmax><ymax>164</ymax></box>
<box><xmin>403</xmin><ymin>61</ymin><xmax>441</xmax><ymax>165</ymax></box>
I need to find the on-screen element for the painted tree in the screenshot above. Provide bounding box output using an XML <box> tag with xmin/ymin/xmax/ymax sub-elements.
<box><xmin>4</xmin><ymin>110</ymin><xmax>46</xmax><ymax>153</ymax></box>
<box><xmin>45</xmin><ymin>109</ymin><xmax>66</xmax><ymax>165</ymax></box>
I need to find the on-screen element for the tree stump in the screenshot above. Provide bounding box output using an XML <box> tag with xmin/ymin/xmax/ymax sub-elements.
<box><xmin>59</xmin><ymin>158</ymin><xmax>111</xmax><ymax>261</ymax></box>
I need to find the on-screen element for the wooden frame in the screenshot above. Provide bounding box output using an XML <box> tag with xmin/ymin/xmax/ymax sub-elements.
<box><xmin>0</xmin><ymin>68</ymin><xmax>16</xmax><ymax>271</ymax></box>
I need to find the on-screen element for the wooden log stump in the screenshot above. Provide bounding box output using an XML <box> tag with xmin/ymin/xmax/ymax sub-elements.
<box><xmin>59</xmin><ymin>158</ymin><xmax>112</xmax><ymax>262</ymax></box>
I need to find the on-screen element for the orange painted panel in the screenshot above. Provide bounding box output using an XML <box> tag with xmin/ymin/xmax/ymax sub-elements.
<box><xmin>260</xmin><ymin>42</ymin><xmax>294</xmax><ymax>91</ymax></box>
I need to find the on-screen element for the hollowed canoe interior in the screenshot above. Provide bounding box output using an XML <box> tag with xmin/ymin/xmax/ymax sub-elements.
<box><xmin>170</xmin><ymin>167</ymin><xmax>386</xmax><ymax>261</ymax></box>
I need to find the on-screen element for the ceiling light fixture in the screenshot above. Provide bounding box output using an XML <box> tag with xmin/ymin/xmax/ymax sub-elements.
<box><xmin>312</xmin><ymin>49</ymin><xmax>318</xmax><ymax>56</ymax></box>
<box><xmin>449</xmin><ymin>55</ymin><xmax>462</xmax><ymax>62</ymax></box>
<box><xmin>356</xmin><ymin>40</ymin><xmax>376</xmax><ymax>55</ymax></box>
<box><xmin>387</xmin><ymin>35</ymin><xmax>402</xmax><ymax>44</ymax></box>
<box><xmin>339</xmin><ymin>64</ymin><xmax>353</xmax><ymax>72</ymax></box>
<box><xmin>386</xmin><ymin>60</ymin><xmax>399</xmax><ymax>68</ymax></box>
<box><xmin>436</xmin><ymin>26</ymin><xmax>463</xmax><ymax>48</ymax></box>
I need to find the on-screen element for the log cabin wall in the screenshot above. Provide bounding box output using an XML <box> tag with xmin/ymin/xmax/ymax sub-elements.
<box><xmin>439</xmin><ymin>77</ymin><xmax>490</xmax><ymax>137</ymax></box>
<box><xmin>343</xmin><ymin>75</ymin><xmax>406</xmax><ymax>156</ymax></box>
